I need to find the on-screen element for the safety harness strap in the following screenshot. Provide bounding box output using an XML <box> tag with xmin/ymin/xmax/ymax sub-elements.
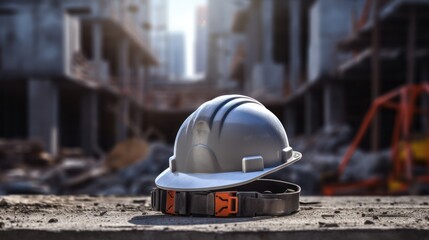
<box><xmin>151</xmin><ymin>179</ymin><xmax>300</xmax><ymax>217</ymax></box>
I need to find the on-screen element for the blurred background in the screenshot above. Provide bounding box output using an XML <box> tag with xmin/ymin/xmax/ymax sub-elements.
<box><xmin>0</xmin><ymin>0</ymin><xmax>428</xmax><ymax>196</ymax></box>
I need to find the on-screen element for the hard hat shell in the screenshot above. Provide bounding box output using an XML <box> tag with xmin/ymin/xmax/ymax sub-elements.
<box><xmin>155</xmin><ymin>95</ymin><xmax>302</xmax><ymax>191</ymax></box>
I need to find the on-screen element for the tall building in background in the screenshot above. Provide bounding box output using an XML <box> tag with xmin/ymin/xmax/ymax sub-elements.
<box><xmin>194</xmin><ymin>5</ymin><xmax>208</xmax><ymax>75</ymax></box>
<box><xmin>168</xmin><ymin>32</ymin><xmax>186</xmax><ymax>80</ymax></box>
<box><xmin>207</xmin><ymin>0</ymin><xmax>248</xmax><ymax>89</ymax></box>
<box><xmin>148</xmin><ymin>0</ymin><xmax>169</xmax><ymax>82</ymax></box>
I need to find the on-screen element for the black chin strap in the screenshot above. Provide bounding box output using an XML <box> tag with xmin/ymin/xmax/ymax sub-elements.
<box><xmin>151</xmin><ymin>179</ymin><xmax>300</xmax><ymax>217</ymax></box>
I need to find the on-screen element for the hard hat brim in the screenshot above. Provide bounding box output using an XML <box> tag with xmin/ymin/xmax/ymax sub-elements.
<box><xmin>155</xmin><ymin>151</ymin><xmax>302</xmax><ymax>191</ymax></box>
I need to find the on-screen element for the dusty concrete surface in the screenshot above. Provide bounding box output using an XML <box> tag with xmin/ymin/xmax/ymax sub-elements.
<box><xmin>0</xmin><ymin>195</ymin><xmax>428</xmax><ymax>240</ymax></box>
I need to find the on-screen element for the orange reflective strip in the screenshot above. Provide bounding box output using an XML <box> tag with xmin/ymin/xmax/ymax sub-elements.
<box><xmin>165</xmin><ymin>190</ymin><xmax>176</xmax><ymax>215</ymax></box>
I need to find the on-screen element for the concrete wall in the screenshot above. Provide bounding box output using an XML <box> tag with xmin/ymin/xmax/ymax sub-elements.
<box><xmin>195</xmin><ymin>5</ymin><xmax>208</xmax><ymax>75</ymax></box>
<box><xmin>207</xmin><ymin>0</ymin><xmax>247</xmax><ymax>88</ymax></box>
<box><xmin>148</xmin><ymin>0</ymin><xmax>168</xmax><ymax>81</ymax></box>
<box><xmin>242</xmin><ymin>0</ymin><xmax>284</xmax><ymax>97</ymax></box>
<box><xmin>0</xmin><ymin>1</ymin><xmax>65</xmax><ymax>76</ymax></box>
<box><xmin>167</xmin><ymin>32</ymin><xmax>185</xmax><ymax>80</ymax></box>
<box><xmin>308</xmin><ymin>0</ymin><xmax>364</xmax><ymax>82</ymax></box>
<box><xmin>0</xmin><ymin>0</ymin><xmax>150</xmax><ymax>78</ymax></box>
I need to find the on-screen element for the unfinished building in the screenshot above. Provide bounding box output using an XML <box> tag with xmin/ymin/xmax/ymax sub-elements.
<box><xmin>225</xmin><ymin>0</ymin><xmax>429</xmax><ymax>152</ymax></box>
<box><xmin>0</xmin><ymin>0</ymin><xmax>158</xmax><ymax>155</ymax></box>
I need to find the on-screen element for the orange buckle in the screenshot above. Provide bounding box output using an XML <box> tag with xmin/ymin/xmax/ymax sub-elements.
<box><xmin>165</xmin><ymin>190</ymin><xmax>176</xmax><ymax>215</ymax></box>
<box><xmin>214</xmin><ymin>192</ymin><xmax>238</xmax><ymax>217</ymax></box>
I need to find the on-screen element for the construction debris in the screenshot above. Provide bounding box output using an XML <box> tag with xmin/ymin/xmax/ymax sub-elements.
<box><xmin>0</xmin><ymin>138</ymin><xmax>173</xmax><ymax>196</ymax></box>
<box><xmin>105</xmin><ymin>138</ymin><xmax>149</xmax><ymax>170</ymax></box>
<box><xmin>269</xmin><ymin>124</ymin><xmax>392</xmax><ymax>195</ymax></box>
<box><xmin>0</xmin><ymin>139</ymin><xmax>55</xmax><ymax>169</ymax></box>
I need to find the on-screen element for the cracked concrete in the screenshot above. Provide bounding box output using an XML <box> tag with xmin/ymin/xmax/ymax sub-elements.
<box><xmin>0</xmin><ymin>195</ymin><xmax>428</xmax><ymax>240</ymax></box>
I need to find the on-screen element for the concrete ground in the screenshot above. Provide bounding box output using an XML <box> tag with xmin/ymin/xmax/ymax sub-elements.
<box><xmin>0</xmin><ymin>195</ymin><xmax>428</xmax><ymax>240</ymax></box>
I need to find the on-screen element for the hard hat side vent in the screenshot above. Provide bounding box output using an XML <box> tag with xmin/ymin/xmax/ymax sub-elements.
<box><xmin>169</xmin><ymin>156</ymin><xmax>177</xmax><ymax>172</ymax></box>
<box><xmin>281</xmin><ymin>147</ymin><xmax>293</xmax><ymax>162</ymax></box>
<box><xmin>242</xmin><ymin>156</ymin><xmax>264</xmax><ymax>172</ymax></box>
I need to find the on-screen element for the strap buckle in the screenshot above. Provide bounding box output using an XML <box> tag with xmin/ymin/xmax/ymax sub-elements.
<box><xmin>214</xmin><ymin>192</ymin><xmax>238</xmax><ymax>217</ymax></box>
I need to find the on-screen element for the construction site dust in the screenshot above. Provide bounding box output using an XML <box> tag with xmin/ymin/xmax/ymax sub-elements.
<box><xmin>1</xmin><ymin>0</ymin><xmax>429</xmax><ymax>197</ymax></box>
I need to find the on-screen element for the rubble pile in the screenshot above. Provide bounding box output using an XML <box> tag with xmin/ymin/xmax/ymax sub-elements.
<box><xmin>0</xmin><ymin>139</ymin><xmax>55</xmax><ymax>168</ymax></box>
<box><xmin>269</xmin><ymin>125</ymin><xmax>391</xmax><ymax>195</ymax></box>
<box><xmin>0</xmin><ymin>139</ymin><xmax>173</xmax><ymax>196</ymax></box>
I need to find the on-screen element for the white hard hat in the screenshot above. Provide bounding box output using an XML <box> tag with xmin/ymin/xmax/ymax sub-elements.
<box><xmin>155</xmin><ymin>95</ymin><xmax>302</xmax><ymax>191</ymax></box>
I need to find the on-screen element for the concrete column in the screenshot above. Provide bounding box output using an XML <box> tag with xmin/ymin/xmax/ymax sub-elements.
<box><xmin>115</xmin><ymin>98</ymin><xmax>129</xmax><ymax>141</ymax></box>
<box><xmin>323</xmin><ymin>82</ymin><xmax>344</xmax><ymax>132</ymax></box>
<box><xmin>244</xmin><ymin>12</ymin><xmax>258</xmax><ymax>93</ymax></box>
<box><xmin>118</xmin><ymin>38</ymin><xmax>130</xmax><ymax>90</ymax></box>
<box><xmin>143</xmin><ymin>66</ymin><xmax>150</xmax><ymax>98</ymax></box>
<box><xmin>132</xmin><ymin>54</ymin><xmax>143</xmax><ymax>104</ymax></box>
<box><xmin>261</xmin><ymin>0</ymin><xmax>273</xmax><ymax>64</ymax></box>
<box><xmin>132</xmin><ymin>110</ymin><xmax>142</xmax><ymax>138</ymax></box>
<box><xmin>137</xmin><ymin>65</ymin><xmax>145</xmax><ymax>104</ymax></box>
<box><xmin>283</xmin><ymin>106</ymin><xmax>297</xmax><ymax>138</ymax></box>
<box><xmin>80</xmin><ymin>90</ymin><xmax>99</xmax><ymax>155</ymax></box>
<box><xmin>305</xmin><ymin>92</ymin><xmax>321</xmax><ymax>135</ymax></box>
<box><xmin>289</xmin><ymin>0</ymin><xmax>301</xmax><ymax>91</ymax></box>
<box><xmin>92</xmin><ymin>21</ymin><xmax>102</xmax><ymax>63</ymax></box>
<box><xmin>27</xmin><ymin>79</ymin><xmax>59</xmax><ymax>155</ymax></box>
<box><xmin>261</xmin><ymin>0</ymin><xmax>274</xmax><ymax>90</ymax></box>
